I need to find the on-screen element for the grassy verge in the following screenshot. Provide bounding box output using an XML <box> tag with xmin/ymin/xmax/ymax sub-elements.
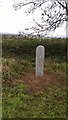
<box><xmin>2</xmin><ymin>36</ymin><xmax>67</xmax><ymax>118</ymax></box>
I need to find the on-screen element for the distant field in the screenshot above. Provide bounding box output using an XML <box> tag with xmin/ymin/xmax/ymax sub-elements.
<box><xmin>2</xmin><ymin>36</ymin><xmax>67</xmax><ymax>118</ymax></box>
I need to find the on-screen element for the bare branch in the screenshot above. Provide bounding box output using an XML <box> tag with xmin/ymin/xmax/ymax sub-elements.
<box><xmin>57</xmin><ymin>0</ymin><xmax>66</xmax><ymax>9</ymax></box>
<box><xmin>13</xmin><ymin>0</ymin><xmax>67</xmax><ymax>37</ymax></box>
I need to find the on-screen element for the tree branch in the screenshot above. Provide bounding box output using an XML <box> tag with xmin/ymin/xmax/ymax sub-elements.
<box><xmin>57</xmin><ymin>1</ymin><xmax>66</xmax><ymax>9</ymax></box>
<box><xmin>13</xmin><ymin>0</ymin><xmax>67</xmax><ymax>37</ymax></box>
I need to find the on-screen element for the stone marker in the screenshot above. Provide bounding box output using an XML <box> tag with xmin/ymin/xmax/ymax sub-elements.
<box><xmin>36</xmin><ymin>45</ymin><xmax>45</xmax><ymax>76</ymax></box>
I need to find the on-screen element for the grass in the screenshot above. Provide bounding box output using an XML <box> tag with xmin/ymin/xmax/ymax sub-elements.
<box><xmin>2</xmin><ymin>36</ymin><xmax>67</xmax><ymax>118</ymax></box>
<box><xmin>2</xmin><ymin>84</ymin><xmax>66</xmax><ymax>118</ymax></box>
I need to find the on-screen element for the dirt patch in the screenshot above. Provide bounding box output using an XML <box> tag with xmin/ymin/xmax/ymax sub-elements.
<box><xmin>20</xmin><ymin>72</ymin><xmax>58</xmax><ymax>93</ymax></box>
<box><xmin>3</xmin><ymin>71</ymin><xmax>64</xmax><ymax>93</ymax></box>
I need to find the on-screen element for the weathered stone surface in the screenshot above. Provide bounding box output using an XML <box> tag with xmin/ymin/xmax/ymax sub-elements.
<box><xmin>36</xmin><ymin>45</ymin><xmax>45</xmax><ymax>76</ymax></box>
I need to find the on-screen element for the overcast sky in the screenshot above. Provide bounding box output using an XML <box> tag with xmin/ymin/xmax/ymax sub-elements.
<box><xmin>0</xmin><ymin>0</ymin><xmax>66</xmax><ymax>37</ymax></box>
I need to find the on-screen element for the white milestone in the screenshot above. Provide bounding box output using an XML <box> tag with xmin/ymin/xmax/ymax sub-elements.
<box><xmin>36</xmin><ymin>45</ymin><xmax>45</xmax><ymax>76</ymax></box>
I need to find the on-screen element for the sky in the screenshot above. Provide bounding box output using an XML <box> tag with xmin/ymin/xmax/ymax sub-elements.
<box><xmin>0</xmin><ymin>0</ymin><xmax>66</xmax><ymax>37</ymax></box>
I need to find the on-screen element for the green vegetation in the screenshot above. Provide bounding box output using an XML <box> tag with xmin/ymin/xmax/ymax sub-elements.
<box><xmin>2</xmin><ymin>84</ymin><xmax>66</xmax><ymax>118</ymax></box>
<box><xmin>2</xmin><ymin>36</ymin><xmax>67</xmax><ymax>118</ymax></box>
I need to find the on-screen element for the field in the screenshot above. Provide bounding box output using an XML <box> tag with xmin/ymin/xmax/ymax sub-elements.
<box><xmin>2</xmin><ymin>36</ymin><xmax>67</xmax><ymax>118</ymax></box>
